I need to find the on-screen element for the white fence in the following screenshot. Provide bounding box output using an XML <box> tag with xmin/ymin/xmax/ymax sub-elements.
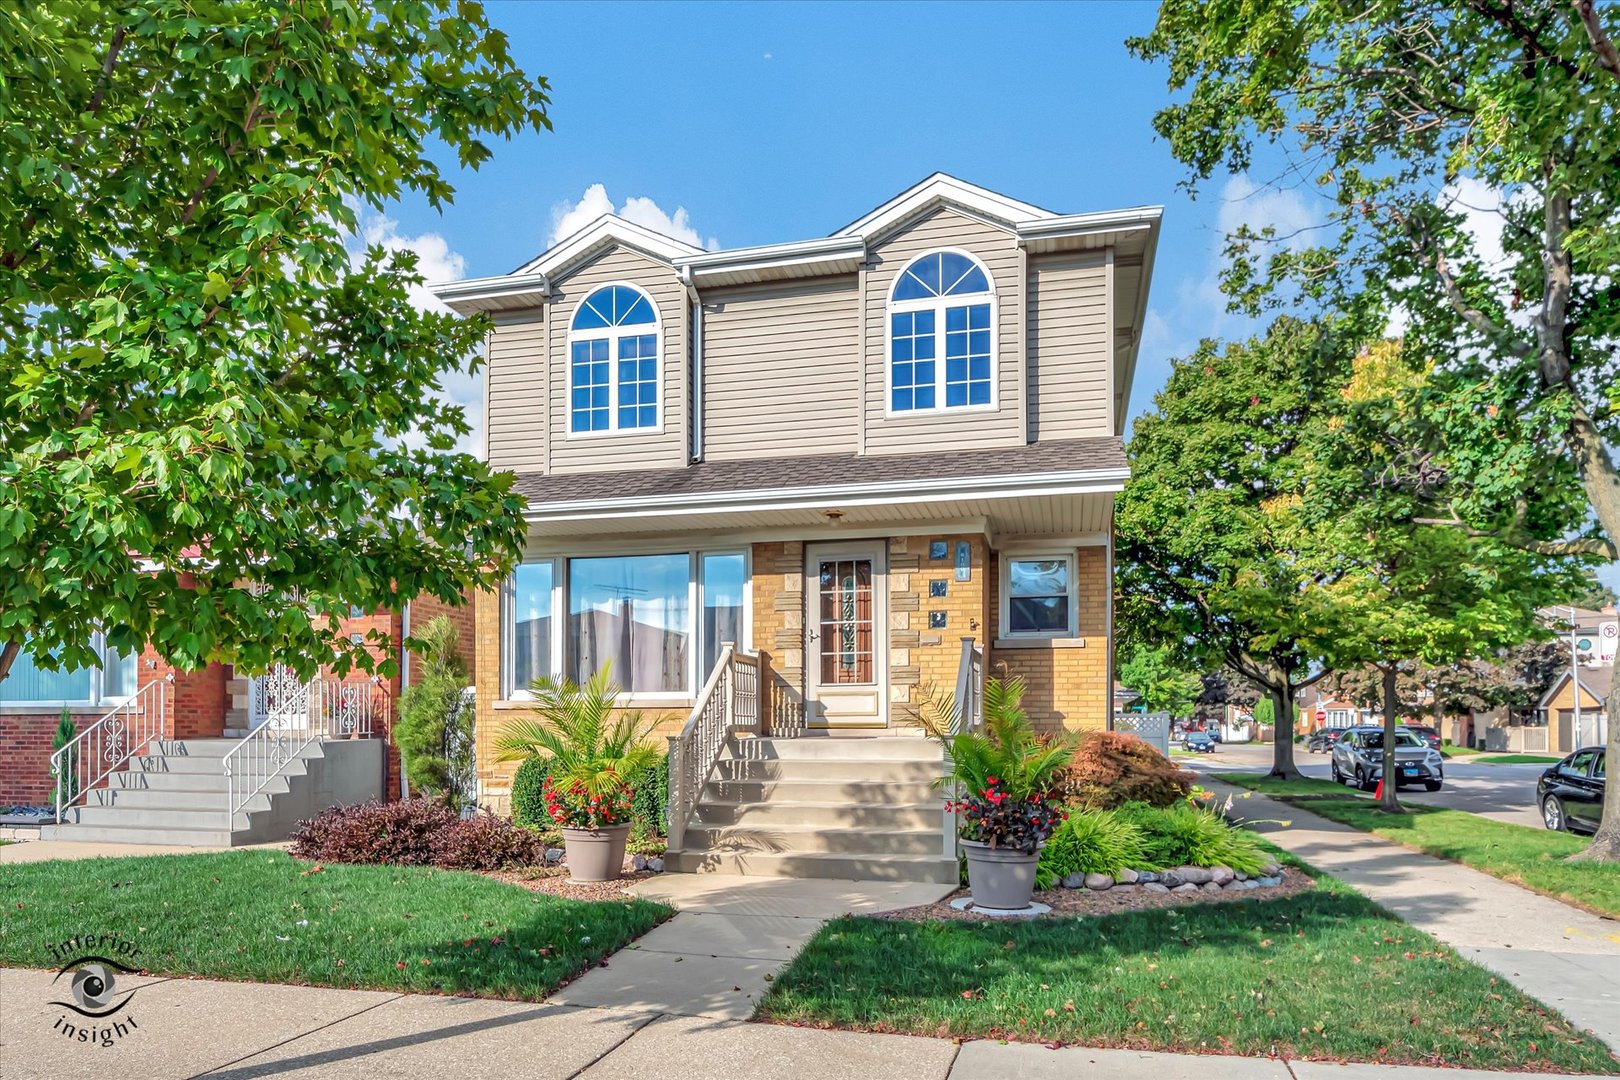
<box><xmin>1112</xmin><ymin>711</ymin><xmax>1171</xmax><ymax>757</ymax></box>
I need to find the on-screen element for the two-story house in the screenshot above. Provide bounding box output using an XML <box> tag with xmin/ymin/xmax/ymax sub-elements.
<box><xmin>437</xmin><ymin>175</ymin><xmax>1161</xmax><ymax>881</ymax></box>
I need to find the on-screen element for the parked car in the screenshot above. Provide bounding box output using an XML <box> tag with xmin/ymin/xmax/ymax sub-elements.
<box><xmin>1307</xmin><ymin>728</ymin><xmax>1346</xmax><ymax>753</ymax></box>
<box><xmin>1401</xmin><ymin>724</ymin><xmax>1442</xmax><ymax>751</ymax></box>
<box><xmin>1537</xmin><ymin>746</ymin><xmax>1607</xmax><ymax>835</ymax></box>
<box><xmin>1183</xmin><ymin>731</ymin><xmax>1217</xmax><ymax>754</ymax></box>
<box><xmin>1331</xmin><ymin>727</ymin><xmax>1445</xmax><ymax>791</ymax></box>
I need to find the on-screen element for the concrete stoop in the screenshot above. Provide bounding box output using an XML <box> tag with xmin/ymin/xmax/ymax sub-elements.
<box><xmin>665</xmin><ymin>735</ymin><xmax>959</xmax><ymax>884</ymax></box>
<box><xmin>41</xmin><ymin>737</ymin><xmax>385</xmax><ymax>847</ymax></box>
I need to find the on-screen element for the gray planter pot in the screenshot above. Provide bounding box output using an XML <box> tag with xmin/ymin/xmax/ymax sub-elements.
<box><xmin>561</xmin><ymin>823</ymin><xmax>631</xmax><ymax>882</ymax></box>
<box><xmin>962</xmin><ymin>839</ymin><xmax>1043</xmax><ymax>911</ymax></box>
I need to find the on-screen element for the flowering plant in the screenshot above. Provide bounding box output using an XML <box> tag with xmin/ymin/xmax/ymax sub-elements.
<box><xmin>542</xmin><ymin>775</ymin><xmax>636</xmax><ymax>829</ymax></box>
<box><xmin>924</xmin><ymin>675</ymin><xmax>1080</xmax><ymax>853</ymax></box>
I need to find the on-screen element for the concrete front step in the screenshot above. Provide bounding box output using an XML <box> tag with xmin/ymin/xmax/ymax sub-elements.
<box><xmin>64</xmin><ymin>804</ymin><xmax>253</xmax><ymax>831</ymax></box>
<box><xmin>39</xmin><ymin>822</ymin><xmax>239</xmax><ymax>847</ymax></box>
<box><xmin>700</xmin><ymin>777</ymin><xmax>938</xmax><ymax>805</ymax></box>
<box><xmin>691</xmin><ymin>800</ymin><xmax>941</xmax><ymax>829</ymax></box>
<box><xmin>150</xmin><ymin>738</ymin><xmax>246</xmax><ymax>758</ymax></box>
<box><xmin>683</xmin><ymin>824</ymin><xmax>946</xmax><ymax>856</ymax></box>
<box><xmin>735</xmin><ymin>736</ymin><xmax>942</xmax><ymax>762</ymax></box>
<box><xmin>664</xmin><ymin>848</ymin><xmax>959</xmax><ymax>884</ymax></box>
<box><xmin>713</xmin><ymin>758</ymin><xmax>944</xmax><ymax>784</ymax></box>
<box><xmin>83</xmin><ymin>787</ymin><xmax>273</xmax><ymax>812</ymax></box>
<box><xmin>108</xmin><ymin>771</ymin><xmax>292</xmax><ymax>795</ymax></box>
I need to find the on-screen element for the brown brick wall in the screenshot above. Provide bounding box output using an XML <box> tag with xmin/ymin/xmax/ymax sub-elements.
<box><xmin>987</xmin><ymin>545</ymin><xmax>1110</xmax><ymax>734</ymax></box>
<box><xmin>407</xmin><ymin>594</ymin><xmax>477</xmax><ymax>688</ymax></box>
<box><xmin>752</xmin><ymin>541</ymin><xmax>805</xmax><ymax>732</ymax></box>
<box><xmin>0</xmin><ymin>712</ymin><xmax>63</xmax><ymax>805</ymax></box>
<box><xmin>886</xmin><ymin>535</ymin><xmax>990</xmax><ymax>728</ymax></box>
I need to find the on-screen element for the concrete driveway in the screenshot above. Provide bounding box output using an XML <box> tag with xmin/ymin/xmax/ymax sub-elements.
<box><xmin>1187</xmin><ymin>741</ymin><xmax>1550</xmax><ymax>829</ymax></box>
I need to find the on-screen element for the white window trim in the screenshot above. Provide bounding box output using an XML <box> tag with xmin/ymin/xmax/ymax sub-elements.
<box><xmin>565</xmin><ymin>280</ymin><xmax>665</xmax><ymax>439</ymax></box>
<box><xmin>999</xmin><ymin>552</ymin><xmax>1079</xmax><ymax>640</ymax></box>
<box><xmin>0</xmin><ymin>634</ymin><xmax>138</xmax><ymax>709</ymax></box>
<box><xmin>502</xmin><ymin>547</ymin><xmax>751</xmax><ymax>703</ymax></box>
<box><xmin>884</xmin><ymin>247</ymin><xmax>999</xmax><ymax>418</ymax></box>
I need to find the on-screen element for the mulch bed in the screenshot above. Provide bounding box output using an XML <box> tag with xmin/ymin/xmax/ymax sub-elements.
<box><xmin>873</xmin><ymin>867</ymin><xmax>1316</xmax><ymax>922</ymax></box>
<box><xmin>485</xmin><ymin>856</ymin><xmax>664</xmax><ymax>902</ymax></box>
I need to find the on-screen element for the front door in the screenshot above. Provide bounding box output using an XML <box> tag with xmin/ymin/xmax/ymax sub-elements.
<box><xmin>250</xmin><ymin>665</ymin><xmax>310</xmax><ymax>730</ymax></box>
<box><xmin>804</xmin><ymin>541</ymin><xmax>887</xmax><ymax>727</ymax></box>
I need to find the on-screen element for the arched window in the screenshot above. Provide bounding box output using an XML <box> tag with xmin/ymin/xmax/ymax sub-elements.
<box><xmin>568</xmin><ymin>284</ymin><xmax>660</xmax><ymax>434</ymax></box>
<box><xmin>887</xmin><ymin>250</ymin><xmax>994</xmax><ymax>413</ymax></box>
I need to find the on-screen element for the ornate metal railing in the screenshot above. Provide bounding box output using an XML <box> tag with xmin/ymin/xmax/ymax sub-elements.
<box><xmin>51</xmin><ymin>675</ymin><xmax>174</xmax><ymax>824</ymax></box>
<box><xmin>222</xmin><ymin>676</ymin><xmax>384</xmax><ymax>822</ymax></box>
<box><xmin>667</xmin><ymin>643</ymin><xmax>760</xmax><ymax>851</ymax></box>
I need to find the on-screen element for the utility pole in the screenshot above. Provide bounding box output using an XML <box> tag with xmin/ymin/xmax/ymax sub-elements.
<box><xmin>1562</xmin><ymin>606</ymin><xmax>1583</xmax><ymax>752</ymax></box>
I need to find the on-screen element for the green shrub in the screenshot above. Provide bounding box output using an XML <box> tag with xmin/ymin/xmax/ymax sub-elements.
<box><xmin>510</xmin><ymin>755</ymin><xmax>550</xmax><ymax>831</ymax></box>
<box><xmin>1116</xmin><ymin>801</ymin><xmax>1267</xmax><ymax>875</ymax></box>
<box><xmin>1038</xmin><ymin>809</ymin><xmax>1154</xmax><ymax>886</ymax></box>
<box><xmin>49</xmin><ymin>706</ymin><xmax>77</xmax><ymax>807</ymax></box>
<box><xmin>1058</xmin><ymin>731</ymin><xmax>1195</xmax><ymax>809</ymax></box>
<box><xmin>395</xmin><ymin>616</ymin><xmax>473</xmax><ymax>810</ymax></box>
<box><xmin>510</xmin><ymin>750</ymin><xmax>668</xmax><ymax>838</ymax></box>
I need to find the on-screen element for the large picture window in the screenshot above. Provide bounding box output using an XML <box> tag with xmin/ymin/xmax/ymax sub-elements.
<box><xmin>505</xmin><ymin>550</ymin><xmax>747</xmax><ymax>700</ymax></box>
<box><xmin>888</xmin><ymin>249</ymin><xmax>994</xmax><ymax>414</ymax></box>
<box><xmin>1001</xmin><ymin>554</ymin><xmax>1077</xmax><ymax>638</ymax></box>
<box><xmin>0</xmin><ymin>637</ymin><xmax>139</xmax><ymax>706</ymax></box>
<box><xmin>568</xmin><ymin>284</ymin><xmax>660</xmax><ymax>435</ymax></box>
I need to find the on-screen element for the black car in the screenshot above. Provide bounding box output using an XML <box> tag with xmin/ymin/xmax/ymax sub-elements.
<box><xmin>1183</xmin><ymin>730</ymin><xmax>1217</xmax><ymax>753</ymax></box>
<box><xmin>1538</xmin><ymin>746</ymin><xmax>1607</xmax><ymax>835</ymax></box>
<box><xmin>1307</xmin><ymin>728</ymin><xmax>1346</xmax><ymax>753</ymax></box>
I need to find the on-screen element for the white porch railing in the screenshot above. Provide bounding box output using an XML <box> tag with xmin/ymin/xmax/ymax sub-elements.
<box><xmin>51</xmin><ymin>675</ymin><xmax>174</xmax><ymax>824</ymax></box>
<box><xmin>223</xmin><ymin>677</ymin><xmax>384</xmax><ymax>822</ymax></box>
<box><xmin>943</xmin><ymin>636</ymin><xmax>985</xmax><ymax>857</ymax></box>
<box><xmin>667</xmin><ymin>643</ymin><xmax>760</xmax><ymax>851</ymax></box>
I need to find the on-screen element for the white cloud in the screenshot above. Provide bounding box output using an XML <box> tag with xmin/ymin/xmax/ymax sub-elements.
<box><xmin>351</xmin><ymin>212</ymin><xmax>481</xmax><ymax>457</ymax></box>
<box><xmin>1440</xmin><ymin>176</ymin><xmax>1510</xmax><ymax>273</ymax></box>
<box><xmin>1216</xmin><ymin>175</ymin><xmax>1318</xmax><ymax>251</ymax></box>
<box><xmin>547</xmin><ymin>183</ymin><xmax>718</xmax><ymax>251</ymax></box>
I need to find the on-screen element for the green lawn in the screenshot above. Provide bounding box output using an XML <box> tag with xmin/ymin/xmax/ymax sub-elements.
<box><xmin>1439</xmin><ymin>745</ymin><xmax>1483</xmax><ymax>758</ymax></box>
<box><xmin>1472</xmin><ymin>754</ymin><xmax>1562</xmax><ymax>765</ymax></box>
<box><xmin>1294</xmin><ymin>799</ymin><xmax>1620</xmax><ymax>919</ymax></box>
<box><xmin>0</xmin><ymin>850</ymin><xmax>671</xmax><ymax>1000</ymax></box>
<box><xmin>1215</xmin><ymin>772</ymin><xmax>1369</xmax><ymax>800</ymax></box>
<box><xmin>759</xmin><ymin>869</ymin><xmax>1617</xmax><ymax>1073</ymax></box>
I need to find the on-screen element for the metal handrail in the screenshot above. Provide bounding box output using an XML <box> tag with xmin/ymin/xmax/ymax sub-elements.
<box><xmin>667</xmin><ymin>643</ymin><xmax>760</xmax><ymax>850</ymax></box>
<box><xmin>222</xmin><ymin>676</ymin><xmax>381</xmax><ymax>823</ymax></box>
<box><xmin>944</xmin><ymin>636</ymin><xmax>985</xmax><ymax>856</ymax></box>
<box><xmin>51</xmin><ymin>675</ymin><xmax>174</xmax><ymax>824</ymax></box>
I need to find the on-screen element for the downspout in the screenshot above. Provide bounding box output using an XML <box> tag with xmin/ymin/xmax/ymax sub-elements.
<box><xmin>682</xmin><ymin>265</ymin><xmax>704</xmax><ymax>463</ymax></box>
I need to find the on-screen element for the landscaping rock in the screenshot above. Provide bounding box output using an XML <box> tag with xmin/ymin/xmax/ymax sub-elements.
<box><xmin>1235</xmin><ymin>871</ymin><xmax>1249</xmax><ymax>881</ymax></box>
<box><xmin>1256</xmin><ymin>875</ymin><xmax>1283</xmax><ymax>887</ymax></box>
<box><xmin>1177</xmin><ymin>866</ymin><xmax>1214</xmax><ymax>885</ymax></box>
<box><xmin>1134</xmin><ymin>870</ymin><xmax>1160</xmax><ymax>884</ymax></box>
<box><xmin>1236</xmin><ymin>879</ymin><xmax>1260</xmax><ymax>890</ymax></box>
<box><xmin>1084</xmin><ymin>872</ymin><xmax>1114</xmax><ymax>891</ymax></box>
<box><xmin>1210</xmin><ymin>866</ymin><xmax>1235</xmax><ymax>885</ymax></box>
<box><xmin>1201</xmin><ymin>881</ymin><xmax>1223</xmax><ymax>894</ymax></box>
<box><xmin>1171</xmin><ymin>882</ymin><xmax>1199</xmax><ymax>893</ymax></box>
<box><xmin>631</xmin><ymin>854</ymin><xmax>648</xmax><ymax>872</ymax></box>
<box><xmin>1062</xmin><ymin>873</ymin><xmax>1088</xmax><ymax>889</ymax></box>
<box><xmin>647</xmin><ymin>857</ymin><xmax>664</xmax><ymax>873</ymax></box>
<box><xmin>1157</xmin><ymin>870</ymin><xmax>1184</xmax><ymax>888</ymax></box>
<box><xmin>1142</xmin><ymin>882</ymin><xmax>1170</xmax><ymax>893</ymax></box>
<box><xmin>1261</xmin><ymin>861</ymin><xmax>1282</xmax><ymax>878</ymax></box>
<box><xmin>544</xmin><ymin>848</ymin><xmax>564</xmax><ymax>865</ymax></box>
<box><xmin>1114</xmin><ymin>868</ymin><xmax>1139</xmax><ymax>885</ymax></box>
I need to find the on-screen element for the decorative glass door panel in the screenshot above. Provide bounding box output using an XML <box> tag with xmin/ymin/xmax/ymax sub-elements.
<box><xmin>804</xmin><ymin>542</ymin><xmax>886</xmax><ymax>727</ymax></box>
<box><xmin>818</xmin><ymin>559</ymin><xmax>874</xmax><ymax>685</ymax></box>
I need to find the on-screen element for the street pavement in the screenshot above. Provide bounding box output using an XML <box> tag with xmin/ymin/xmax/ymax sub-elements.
<box><xmin>1188</xmin><ymin>740</ymin><xmax>1549</xmax><ymax>828</ymax></box>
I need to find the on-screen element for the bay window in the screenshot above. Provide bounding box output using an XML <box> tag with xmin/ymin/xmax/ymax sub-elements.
<box><xmin>505</xmin><ymin>549</ymin><xmax>748</xmax><ymax>699</ymax></box>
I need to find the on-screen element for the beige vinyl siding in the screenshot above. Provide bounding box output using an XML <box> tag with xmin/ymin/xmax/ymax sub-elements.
<box><xmin>1026</xmin><ymin>252</ymin><xmax>1111</xmax><ymax>441</ymax></box>
<box><xmin>862</xmin><ymin>207</ymin><xmax>1025</xmax><ymax>455</ymax></box>
<box><xmin>486</xmin><ymin>309</ymin><xmax>546</xmax><ymax>473</ymax></box>
<box><xmin>547</xmin><ymin>246</ymin><xmax>688</xmax><ymax>474</ymax></box>
<box><xmin>702</xmin><ymin>277</ymin><xmax>860</xmax><ymax>461</ymax></box>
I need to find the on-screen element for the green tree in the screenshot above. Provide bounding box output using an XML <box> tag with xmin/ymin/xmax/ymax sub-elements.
<box><xmin>0</xmin><ymin>3</ymin><xmax>546</xmax><ymax>689</ymax></box>
<box><xmin>1130</xmin><ymin>0</ymin><xmax>1620</xmax><ymax>854</ymax></box>
<box><xmin>1251</xmin><ymin>697</ymin><xmax>1275</xmax><ymax>728</ymax></box>
<box><xmin>1117</xmin><ymin>317</ymin><xmax>1361</xmax><ymax>780</ymax></box>
<box><xmin>394</xmin><ymin>616</ymin><xmax>473</xmax><ymax>810</ymax></box>
<box><xmin>1117</xmin><ymin>646</ymin><xmax>1204</xmax><ymax>718</ymax></box>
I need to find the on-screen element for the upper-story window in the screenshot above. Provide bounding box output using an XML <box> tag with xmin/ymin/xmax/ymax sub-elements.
<box><xmin>569</xmin><ymin>284</ymin><xmax>660</xmax><ymax>435</ymax></box>
<box><xmin>888</xmin><ymin>249</ymin><xmax>994</xmax><ymax>414</ymax></box>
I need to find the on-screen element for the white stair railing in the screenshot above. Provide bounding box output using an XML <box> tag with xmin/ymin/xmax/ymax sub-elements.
<box><xmin>51</xmin><ymin>675</ymin><xmax>174</xmax><ymax>824</ymax></box>
<box><xmin>667</xmin><ymin>643</ymin><xmax>760</xmax><ymax>851</ymax></box>
<box><xmin>943</xmin><ymin>636</ymin><xmax>985</xmax><ymax>857</ymax></box>
<box><xmin>223</xmin><ymin>676</ymin><xmax>382</xmax><ymax>824</ymax></box>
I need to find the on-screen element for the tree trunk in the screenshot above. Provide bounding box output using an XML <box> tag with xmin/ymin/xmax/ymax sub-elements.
<box><xmin>1570</xmin><ymin>663</ymin><xmax>1620</xmax><ymax>861</ymax></box>
<box><xmin>1267</xmin><ymin>679</ymin><xmax>1302</xmax><ymax>780</ymax></box>
<box><xmin>1380</xmin><ymin>664</ymin><xmax>1403</xmax><ymax>814</ymax></box>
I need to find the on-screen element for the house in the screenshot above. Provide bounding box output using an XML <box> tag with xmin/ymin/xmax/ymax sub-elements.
<box><xmin>1528</xmin><ymin>666</ymin><xmax>1610</xmax><ymax>755</ymax></box>
<box><xmin>3</xmin><ymin>591</ymin><xmax>472</xmax><ymax>844</ymax></box>
<box><xmin>436</xmin><ymin>174</ymin><xmax>1160</xmax><ymax>881</ymax></box>
<box><xmin>1294</xmin><ymin>686</ymin><xmax>1373</xmax><ymax>733</ymax></box>
<box><xmin>1475</xmin><ymin>604</ymin><xmax>1614</xmax><ymax>751</ymax></box>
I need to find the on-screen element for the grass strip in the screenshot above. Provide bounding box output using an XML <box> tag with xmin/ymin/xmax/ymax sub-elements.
<box><xmin>0</xmin><ymin>849</ymin><xmax>670</xmax><ymax>1000</ymax></box>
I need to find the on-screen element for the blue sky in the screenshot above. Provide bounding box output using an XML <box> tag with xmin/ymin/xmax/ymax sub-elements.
<box><xmin>377</xmin><ymin>0</ymin><xmax>1319</xmax><ymax>438</ymax></box>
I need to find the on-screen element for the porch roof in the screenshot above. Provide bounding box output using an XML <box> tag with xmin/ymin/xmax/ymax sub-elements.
<box><xmin>513</xmin><ymin>436</ymin><xmax>1126</xmax><ymax>539</ymax></box>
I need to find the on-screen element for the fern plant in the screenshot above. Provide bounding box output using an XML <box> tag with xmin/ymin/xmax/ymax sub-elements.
<box><xmin>493</xmin><ymin>665</ymin><xmax>664</xmax><ymax>830</ymax></box>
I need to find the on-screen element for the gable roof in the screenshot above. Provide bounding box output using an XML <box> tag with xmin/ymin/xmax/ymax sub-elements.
<box><xmin>513</xmin><ymin>213</ymin><xmax>704</xmax><ymax>279</ymax></box>
<box><xmin>1539</xmin><ymin>665</ymin><xmax>1613</xmax><ymax>710</ymax></box>
<box><xmin>832</xmin><ymin>172</ymin><xmax>1054</xmax><ymax>239</ymax></box>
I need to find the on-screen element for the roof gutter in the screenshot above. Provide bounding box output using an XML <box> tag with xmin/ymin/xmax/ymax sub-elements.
<box><xmin>682</xmin><ymin>265</ymin><xmax>704</xmax><ymax>463</ymax></box>
<box><xmin>429</xmin><ymin>272</ymin><xmax>551</xmax><ymax>315</ymax></box>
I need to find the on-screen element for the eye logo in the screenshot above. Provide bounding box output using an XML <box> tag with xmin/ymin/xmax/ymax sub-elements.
<box><xmin>50</xmin><ymin>956</ymin><xmax>140</xmax><ymax>1018</ymax></box>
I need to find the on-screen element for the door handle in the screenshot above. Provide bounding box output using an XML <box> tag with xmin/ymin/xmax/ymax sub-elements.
<box><xmin>807</xmin><ymin>630</ymin><xmax>819</xmax><ymax>642</ymax></box>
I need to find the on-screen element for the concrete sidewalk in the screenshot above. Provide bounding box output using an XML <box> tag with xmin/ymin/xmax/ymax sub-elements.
<box><xmin>4</xmin><ymin>967</ymin><xmax>1614</xmax><ymax>1080</ymax></box>
<box><xmin>1204</xmin><ymin>778</ymin><xmax>1620</xmax><ymax>1054</ymax></box>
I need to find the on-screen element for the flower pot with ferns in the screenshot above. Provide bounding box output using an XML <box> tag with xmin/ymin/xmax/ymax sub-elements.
<box><xmin>925</xmin><ymin>675</ymin><xmax>1079</xmax><ymax>910</ymax></box>
<box><xmin>495</xmin><ymin>666</ymin><xmax>663</xmax><ymax>882</ymax></box>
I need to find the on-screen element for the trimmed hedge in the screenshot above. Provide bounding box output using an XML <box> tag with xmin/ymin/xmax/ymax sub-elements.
<box><xmin>510</xmin><ymin>752</ymin><xmax>668</xmax><ymax>837</ymax></box>
<box><xmin>289</xmin><ymin>798</ymin><xmax>545</xmax><ymax>870</ymax></box>
<box><xmin>1059</xmin><ymin>731</ymin><xmax>1195</xmax><ymax>809</ymax></box>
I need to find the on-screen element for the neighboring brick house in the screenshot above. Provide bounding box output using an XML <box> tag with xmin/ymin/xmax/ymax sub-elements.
<box><xmin>0</xmin><ymin>591</ymin><xmax>474</xmax><ymax>809</ymax></box>
<box><xmin>436</xmin><ymin>174</ymin><xmax>1160</xmax><ymax>842</ymax></box>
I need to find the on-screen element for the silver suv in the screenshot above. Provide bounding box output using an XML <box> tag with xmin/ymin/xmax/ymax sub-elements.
<box><xmin>1331</xmin><ymin>727</ymin><xmax>1445</xmax><ymax>792</ymax></box>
